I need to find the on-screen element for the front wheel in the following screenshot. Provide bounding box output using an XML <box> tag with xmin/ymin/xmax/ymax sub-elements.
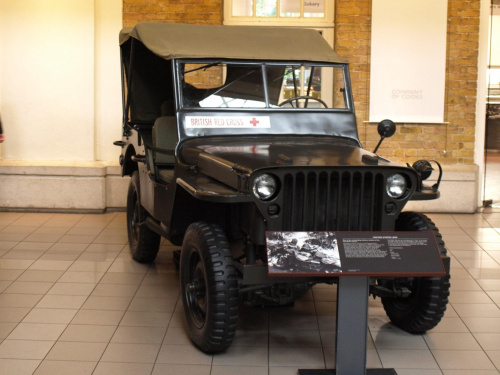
<box><xmin>380</xmin><ymin>212</ymin><xmax>450</xmax><ymax>333</ymax></box>
<box><xmin>126</xmin><ymin>171</ymin><xmax>161</xmax><ymax>263</ymax></box>
<box><xmin>180</xmin><ymin>222</ymin><xmax>239</xmax><ymax>353</ymax></box>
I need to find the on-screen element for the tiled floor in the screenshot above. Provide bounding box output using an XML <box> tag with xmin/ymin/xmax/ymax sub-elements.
<box><xmin>1</xmin><ymin>211</ymin><xmax>500</xmax><ymax>374</ymax></box>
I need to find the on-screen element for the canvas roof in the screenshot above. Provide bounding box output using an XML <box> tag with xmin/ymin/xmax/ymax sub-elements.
<box><xmin>119</xmin><ymin>22</ymin><xmax>347</xmax><ymax>63</ymax></box>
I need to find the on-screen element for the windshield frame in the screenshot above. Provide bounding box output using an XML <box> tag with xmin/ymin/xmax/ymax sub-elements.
<box><xmin>175</xmin><ymin>59</ymin><xmax>354</xmax><ymax>112</ymax></box>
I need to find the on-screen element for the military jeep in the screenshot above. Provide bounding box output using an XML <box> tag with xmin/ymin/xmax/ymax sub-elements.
<box><xmin>116</xmin><ymin>23</ymin><xmax>450</xmax><ymax>353</ymax></box>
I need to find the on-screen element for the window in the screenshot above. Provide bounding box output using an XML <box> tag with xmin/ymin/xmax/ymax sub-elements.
<box><xmin>225</xmin><ymin>0</ymin><xmax>333</xmax><ymax>26</ymax></box>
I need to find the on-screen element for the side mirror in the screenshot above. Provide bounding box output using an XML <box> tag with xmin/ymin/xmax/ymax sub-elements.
<box><xmin>373</xmin><ymin>119</ymin><xmax>396</xmax><ymax>154</ymax></box>
<box><xmin>377</xmin><ymin>119</ymin><xmax>396</xmax><ymax>138</ymax></box>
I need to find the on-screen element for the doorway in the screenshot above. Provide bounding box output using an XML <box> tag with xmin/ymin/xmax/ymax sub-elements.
<box><xmin>484</xmin><ymin>0</ymin><xmax>500</xmax><ymax>208</ymax></box>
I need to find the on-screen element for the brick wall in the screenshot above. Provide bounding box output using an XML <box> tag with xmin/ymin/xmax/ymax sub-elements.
<box><xmin>123</xmin><ymin>0</ymin><xmax>222</xmax><ymax>27</ymax></box>
<box><xmin>335</xmin><ymin>0</ymin><xmax>480</xmax><ymax>165</ymax></box>
<box><xmin>123</xmin><ymin>0</ymin><xmax>480</xmax><ymax>165</ymax></box>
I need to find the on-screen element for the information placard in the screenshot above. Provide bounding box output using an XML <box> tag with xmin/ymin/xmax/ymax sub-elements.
<box><xmin>266</xmin><ymin>231</ymin><xmax>445</xmax><ymax>277</ymax></box>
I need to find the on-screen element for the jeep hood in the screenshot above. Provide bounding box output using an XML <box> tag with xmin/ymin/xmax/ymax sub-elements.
<box><xmin>180</xmin><ymin>136</ymin><xmax>403</xmax><ymax>177</ymax></box>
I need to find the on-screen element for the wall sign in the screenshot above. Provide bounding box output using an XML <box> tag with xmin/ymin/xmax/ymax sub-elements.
<box><xmin>369</xmin><ymin>0</ymin><xmax>448</xmax><ymax>123</ymax></box>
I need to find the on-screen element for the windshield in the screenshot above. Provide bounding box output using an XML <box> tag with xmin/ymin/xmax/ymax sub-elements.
<box><xmin>178</xmin><ymin>61</ymin><xmax>349</xmax><ymax>110</ymax></box>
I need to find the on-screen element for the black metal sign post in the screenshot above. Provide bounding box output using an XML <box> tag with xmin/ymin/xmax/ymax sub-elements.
<box><xmin>298</xmin><ymin>275</ymin><xmax>397</xmax><ymax>375</ymax></box>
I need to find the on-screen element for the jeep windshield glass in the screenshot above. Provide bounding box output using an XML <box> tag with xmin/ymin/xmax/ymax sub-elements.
<box><xmin>179</xmin><ymin>62</ymin><xmax>348</xmax><ymax>110</ymax></box>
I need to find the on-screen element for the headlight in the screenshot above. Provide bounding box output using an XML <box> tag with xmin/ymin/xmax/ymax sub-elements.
<box><xmin>252</xmin><ymin>174</ymin><xmax>277</xmax><ymax>200</ymax></box>
<box><xmin>386</xmin><ymin>174</ymin><xmax>407</xmax><ymax>198</ymax></box>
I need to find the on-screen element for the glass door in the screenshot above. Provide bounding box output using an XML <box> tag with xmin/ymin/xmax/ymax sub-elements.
<box><xmin>484</xmin><ymin>1</ymin><xmax>500</xmax><ymax>207</ymax></box>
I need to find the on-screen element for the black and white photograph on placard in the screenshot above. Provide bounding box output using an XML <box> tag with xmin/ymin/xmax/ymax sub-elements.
<box><xmin>266</xmin><ymin>231</ymin><xmax>342</xmax><ymax>275</ymax></box>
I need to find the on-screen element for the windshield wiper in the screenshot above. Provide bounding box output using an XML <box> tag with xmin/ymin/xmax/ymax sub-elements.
<box><xmin>184</xmin><ymin>61</ymin><xmax>222</xmax><ymax>74</ymax></box>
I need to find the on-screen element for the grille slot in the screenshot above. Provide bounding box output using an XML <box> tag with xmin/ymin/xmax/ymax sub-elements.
<box><xmin>282</xmin><ymin>170</ymin><xmax>384</xmax><ymax>231</ymax></box>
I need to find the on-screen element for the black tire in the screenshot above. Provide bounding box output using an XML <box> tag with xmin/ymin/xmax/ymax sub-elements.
<box><xmin>381</xmin><ymin>212</ymin><xmax>450</xmax><ymax>333</ymax></box>
<box><xmin>126</xmin><ymin>171</ymin><xmax>161</xmax><ymax>263</ymax></box>
<box><xmin>180</xmin><ymin>222</ymin><xmax>239</xmax><ymax>353</ymax></box>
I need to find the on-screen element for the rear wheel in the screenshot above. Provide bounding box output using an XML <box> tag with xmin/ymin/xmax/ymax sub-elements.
<box><xmin>126</xmin><ymin>171</ymin><xmax>161</xmax><ymax>263</ymax></box>
<box><xmin>381</xmin><ymin>212</ymin><xmax>450</xmax><ymax>333</ymax></box>
<box><xmin>180</xmin><ymin>222</ymin><xmax>239</xmax><ymax>353</ymax></box>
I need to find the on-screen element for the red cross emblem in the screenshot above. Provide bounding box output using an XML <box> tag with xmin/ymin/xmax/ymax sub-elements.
<box><xmin>250</xmin><ymin>118</ymin><xmax>259</xmax><ymax>127</ymax></box>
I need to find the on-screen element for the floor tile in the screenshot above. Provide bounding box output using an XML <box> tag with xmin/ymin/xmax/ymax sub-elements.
<box><xmin>432</xmin><ymin>350</ymin><xmax>496</xmax><ymax>370</ymax></box>
<box><xmin>372</xmin><ymin>330</ymin><xmax>428</xmax><ymax>350</ymax></box>
<box><xmin>269</xmin><ymin>329</ymin><xmax>322</xmax><ymax>348</ymax></box>
<box><xmin>377</xmin><ymin>349</ymin><xmax>439</xmax><ymax>369</ymax></box>
<box><xmin>0</xmin><ymin>240</ymin><xmax>20</xmax><ymax>252</ymax></box>
<box><xmin>119</xmin><ymin>311</ymin><xmax>172</xmax><ymax>327</ymax></box>
<box><xmin>0</xmin><ymin>259</ymin><xmax>35</xmax><ymax>270</ymax></box>
<box><xmin>449</xmin><ymin>290</ymin><xmax>495</xmax><ymax>304</ymax></box>
<box><xmin>0</xmin><ymin>323</ymin><xmax>17</xmax><ymax>340</ymax></box>
<box><xmin>94</xmin><ymin>362</ymin><xmax>154</xmax><ymax>375</ymax></box>
<box><xmin>35</xmin><ymin>294</ymin><xmax>87</xmax><ymax>309</ymax></box>
<box><xmin>232</xmin><ymin>329</ymin><xmax>269</xmax><ymax>347</ymax></box>
<box><xmin>67</xmin><ymin>260</ymin><xmax>111</xmax><ymax>272</ymax></box>
<box><xmin>427</xmin><ymin>317</ymin><xmax>470</xmax><ymax>333</ymax></box>
<box><xmin>7</xmin><ymin>323</ymin><xmax>66</xmax><ymax>341</ymax></box>
<box><xmin>111</xmin><ymin>325</ymin><xmax>167</xmax><ymax>344</ymax></box>
<box><xmin>81</xmin><ymin>295</ymin><xmax>132</xmax><ymax>310</ymax></box>
<box><xmin>162</xmin><ymin>326</ymin><xmax>197</xmax><ymax>346</ymax></box>
<box><xmin>0</xmin><ymin>269</ymin><xmax>23</xmax><ymax>281</ymax></box>
<box><xmin>23</xmin><ymin>308</ymin><xmax>78</xmax><ymax>324</ymax></box>
<box><xmin>13</xmin><ymin>242</ymin><xmax>52</xmax><ymax>251</ymax></box>
<box><xmin>2</xmin><ymin>250</ymin><xmax>43</xmax><ymax>260</ymax></box>
<box><xmin>484</xmin><ymin>351</ymin><xmax>500</xmax><ymax>372</ymax></box>
<box><xmin>48</xmin><ymin>243</ymin><xmax>88</xmax><ymax>253</ymax></box>
<box><xmin>212</xmin><ymin>345</ymin><xmax>268</xmax><ymax>366</ymax></box>
<box><xmin>0</xmin><ymin>359</ymin><xmax>41</xmax><ymax>375</ymax></box>
<box><xmin>269</xmin><ymin>346</ymin><xmax>324</xmax><ymax>367</ymax></box>
<box><xmin>0</xmin><ymin>307</ymin><xmax>31</xmax><ymax>322</ymax></box>
<box><xmin>91</xmin><ymin>283</ymin><xmax>139</xmax><ymax>297</ymax></box>
<box><xmin>452</xmin><ymin>303</ymin><xmax>500</xmax><ymax>318</ymax></box>
<box><xmin>127</xmin><ymin>297</ymin><xmax>177</xmax><ymax>313</ymax></box>
<box><xmin>156</xmin><ymin>344</ymin><xmax>212</xmax><ymax>365</ymax></box>
<box><xmin>58</xmin><ymin>234</ymin><xmax>96</xmax><ymax>244</ymax></box>
<box><xmin>474</xmin><ymin>333</ymin><xmax>500</xmax><ymax>350</ymax></box>
<box><xmin>58</xmin><ymin>324</ymin><xmax>117</xmax><ymax>343</ymax></box>
<box><xmin>424</xmin><ymin>332</ymin><xmax>482</xmax><ymax>350</ymax></box>
<box><xmin>0</xmin><ymin>293</ymin><xmax>43</xmax><ymax>308</ymax></box>
<box><xmin>462</xmin><ymin>317</ymin><xmax>500</xmax><ymax>333</ymax></box>
<box><xmin>34</xmin><ymin>360</ymin><xmax>96</xmax><ymax>375</ymax></box>
<box><xmin>58</xmin><ymin>271</ymin><xmax>105</xmax><ymax>283</ymax></box>
<box><xmin>211</xmin><ymin>365</ymin><xmax>268</xmax><ymax>375</ymax></box>
<box><xmin>98</xmin><ymin>272</ymin><xmax>144</xmax><ymax>285</ymax></box>
<box><xmin>4</xmin><ymin>281</ymin><xmax>54</xmax><ymax>294</ymax></box>
<box><xmin>0</xmin><ymin>339</ymin><xmax>55</xmax><ymax>359</ymax></box>
<box><xmin>23</xmin><ymin>233</ymin><xmax>63</xmax><ymax>243</ymax></box>
<box><xmin>71</xmin><ymin>309</ymin><xmax>125</xmax><ymax>326</ymax></box>
<box><xmin>46</xmin><ymin>341</ymin><xmax>107</xmax><ymax>361</ymax></box>
<box><xmin>47</xmin><ymin>282</ymin><xmax>96</xmax><ymax>296</ymax></box>
<box><xmin>101</xmin><ymin>343</ymin><xmax>161</xmax><ymax>363</ymax></box>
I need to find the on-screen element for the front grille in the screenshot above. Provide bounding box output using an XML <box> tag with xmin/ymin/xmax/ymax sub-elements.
<box><xmin>281</xmin><ymin>170</ymin><xmax>385</xmax><ymax>231</ymax></box>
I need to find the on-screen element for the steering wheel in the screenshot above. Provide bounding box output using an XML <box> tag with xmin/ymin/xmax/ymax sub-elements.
<box><xmin>279</xmin><ymin>95</ymin><xmax>328</xmax><ymax>108</ymax></box>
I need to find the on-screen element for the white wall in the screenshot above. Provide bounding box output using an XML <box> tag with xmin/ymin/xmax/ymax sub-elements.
<box><xmin>95</xmin><ymin>0</ymin><xmax>123</xmax><ymax>161</ymax></box>
<box><xmin>0</xmin><ymin>0</ymin><xmax>125</xmax><ymax>211</ymax></box>
<box><xmin>0</xmin><ymin>0</ymin><xmax>122</xmax><ymax>162</ymax></box>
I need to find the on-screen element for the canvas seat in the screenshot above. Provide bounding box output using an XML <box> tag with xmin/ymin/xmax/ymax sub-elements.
<box><xmin>152</xmin><ymin>116</ymin><xmax>177</xmax><ymax>183</ymax></box>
